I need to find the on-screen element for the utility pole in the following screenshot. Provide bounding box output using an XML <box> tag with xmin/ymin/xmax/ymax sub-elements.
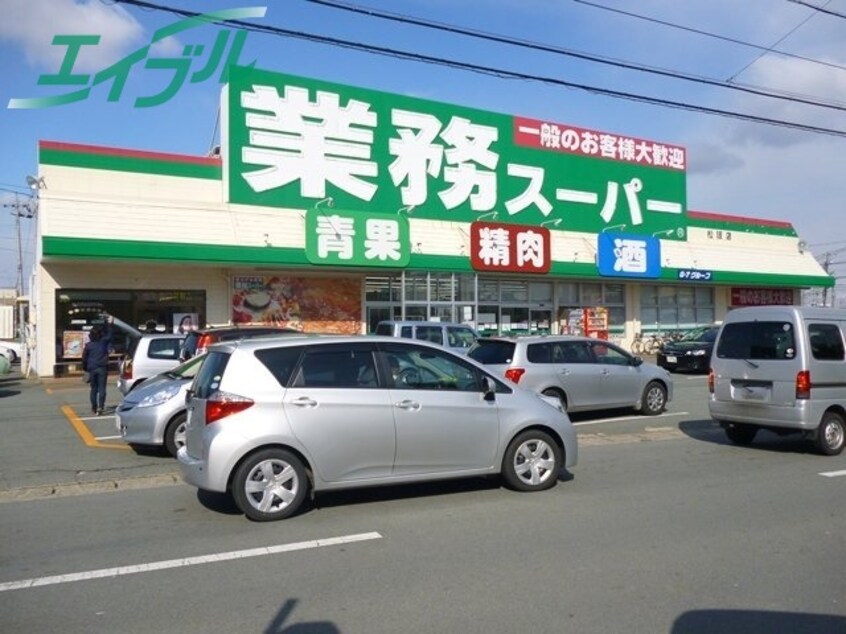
<box><xmin>822</xmin><ymin>252</ymin><xmax>831</xmax><ymax>307</ymax></box>
<box><xmin>2</xmin><ymin>195</ymin><xmax>35</xmax><ymax>296</ymax></box>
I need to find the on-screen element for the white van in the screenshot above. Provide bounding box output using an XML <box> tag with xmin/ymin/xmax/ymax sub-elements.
<box><xmin>374</xmin><ymin>321</ymin><xmax>479</xmax><ymax>354</ymax></box>
<box><xmin>708</xmin><ymin>306</ymin><xmax>846</xmax><ymax>455</ymax></box>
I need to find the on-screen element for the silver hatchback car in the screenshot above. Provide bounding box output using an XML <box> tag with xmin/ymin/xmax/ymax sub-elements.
<box><xmin>116</xmin><ymin>354</ymin><xmax>205</xmax><ymax>456</ymax></box>
<box><xmin>468</xmin><ymin>335</ymin><xmax>673</xmax><ymax>416</ymax></box>
<box><xmin>178</xmin><ymin>336</ymin><xmax>578</xmax><ymax>521</ymax></box>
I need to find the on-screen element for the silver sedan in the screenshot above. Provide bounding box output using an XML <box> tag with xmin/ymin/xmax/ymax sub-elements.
<box><xmin>116</xmin><ymin>354</ymin><xmax>204</xmax><ymax>456</ymax></box>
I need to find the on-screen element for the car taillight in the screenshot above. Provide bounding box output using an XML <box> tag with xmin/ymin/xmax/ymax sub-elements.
<box><xmin>205</xmin><ymin>391</ymin><xmax>254</xmax><ymax>424</ymax></box>
<box><xmin>504</xmin><ymin>368</ymin><xmax>526</xmax><ymax>384</ymax></box>
<box><xmin>796</xmin><ymin>371</ymin><xmax>811</xmax><ymax>400</ymax></box>
<box><xmin>708</xmin><ymin>368</ymin><xmax>715</xmax><ymax>393</ymax></box>
<box><xmin>121</xmin><ymin>357</ymin><xmax>133</xmax><ymax>380</ymax></box>
<box><xmin>196</xmin><ymin>334</ymin><xmax>214</xmax><ymax>356</ymax></box>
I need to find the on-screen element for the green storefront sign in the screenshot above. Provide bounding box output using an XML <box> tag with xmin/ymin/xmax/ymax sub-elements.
<box><xmin>225</xmin><ymin>66</ymin><xmax>687</xmax><ymax>238</ymax></box>
<box><xmin>304</xmin><ymin>207</ymin><xmax>410</xmax><ymax>267</ymax></box>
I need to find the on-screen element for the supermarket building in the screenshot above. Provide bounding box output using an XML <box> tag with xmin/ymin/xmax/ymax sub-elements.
<box><xmin>31</xmin><ymin>67</ymin><xmax>832</xmax><ymax>376</ymax></box>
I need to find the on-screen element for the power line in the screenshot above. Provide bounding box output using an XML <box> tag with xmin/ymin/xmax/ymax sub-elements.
<box><xmin>574</xmin><ymin>0</ymin><xmax>846</xmax><ymax>74</ymax></box>
<box><xmin>727</xmin><ymin>0</ymin><xmax>830</xmax><ymax>81</ymax></box>
<box><xmin>788</xmin><ymin>0</ymin><xmax>846</xmax><ymax>20</ymax></box>
<box><xmin>111</xmin><ymin>0</ymin><xmax>846</xmax><ymax>138</ymax></box>
<box><xmin>309</xmin><ymin>0</ymin><xmax>846</xmax><ymax>113</ymax></box>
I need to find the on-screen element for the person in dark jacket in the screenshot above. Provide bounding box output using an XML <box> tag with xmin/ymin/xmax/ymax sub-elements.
<box><xmin>82</xmin><ymin>316</ymin><xmax>114</xmax><ymax>415</ymax></box>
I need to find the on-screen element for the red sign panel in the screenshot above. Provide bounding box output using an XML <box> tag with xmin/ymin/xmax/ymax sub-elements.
<box><xmin>513</xmin><ymin>116</ymin><xmax>686</xmax><ymax>171</ymax></box>
<box><xmin>470</xmin><ymin>222</ymin><xmax>550</xmax><ymax>274</ymax></box>
<box><xmin>731</xmin><ymin>287</ymin><xmax>794</xmax><ymax>306</ymax></box>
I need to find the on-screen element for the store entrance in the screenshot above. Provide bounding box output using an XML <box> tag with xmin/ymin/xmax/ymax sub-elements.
<box><xmin>530</xmin><ymin>309</ymin><xmax>552</xmax><ymax>335</ymax></box>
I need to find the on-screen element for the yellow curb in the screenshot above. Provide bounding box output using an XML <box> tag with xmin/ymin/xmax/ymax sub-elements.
<box><xmin>60</xmin><ymin>405</ymin><xmax>131</xmax><ymax>451</ymax></box>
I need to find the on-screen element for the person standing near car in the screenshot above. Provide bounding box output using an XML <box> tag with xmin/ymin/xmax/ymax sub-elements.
<box><xmin>82</xmin><ymin>316</ymin><xmax>114</xmax><ymax>416</ymax></box>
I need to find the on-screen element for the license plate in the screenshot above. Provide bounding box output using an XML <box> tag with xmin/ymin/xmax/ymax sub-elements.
<box><xmin>666</xmin><ymin>355</ymin><xmax>677</xmax><ymax>363</ymax></box>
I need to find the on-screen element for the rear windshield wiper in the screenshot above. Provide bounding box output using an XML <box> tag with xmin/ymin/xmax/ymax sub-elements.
<box><xmin>742</xmin><ymin>358</ymin><xmax>759</xmax><ymax>369</ymax></box>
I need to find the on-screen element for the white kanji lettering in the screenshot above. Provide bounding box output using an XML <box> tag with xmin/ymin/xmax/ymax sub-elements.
<box><xmin>652</xmin><ymin>144</ymin><xmax>669</xmax><ymax>167</ymax></box>
<box><xmin>388</xmin><ymin>109</ymin><xmax>443</xmax><ymax>206</ymax></box>
<box><xmin>317</xmin><ymin>215</ymin><xmax>355</xmax><ymax>259</ymax></box>
<box><xmin>241</xmin><ymin>85</ymin><xmax>378</xmax><ymax>200</ymax></box>
<box><xmin>478</xmin><ymin>227</ymin><xmax>510</xmax><ymax>266</ymax></box>
<box><xmin>517</xmin><ymin>230</ymin><xmax>544</xmax><ymax>267</ymax></box>
<box><xmin>505</xmin><ymin>164</ymin><xmax>552</xmax><ymax>216</ymax></box>
<box><xmin>540</xmin><ymin>123</ymin><xmax>561</xmax><ymax>148</ymax></box>
<box><xmin>618</xmin><ymin>138</ymin><xmax>636</xmax><ymax>161</ymax></box>
<box><xmin>599</xmin><ymin>134</ymin><xmax>618</xmax><ymax>159</ymax></box>
<box><xmin>364</xmin><ymin>219</ymin><xmax>402</xmax><ymax>261</ymax></box>
<box><xmin>634</xmin><ymin>140</ymin><xmax>653</xmax><ymax>164</ymax></box>
<box><xmin>439</xmin><ymin>117</ymin><xmax>499</xmax><ymax>211</ymax></box>
<box><xmin>613</xmin><ymin>238</ymin><xmax>647</xmax><ymax>273</ymax></box>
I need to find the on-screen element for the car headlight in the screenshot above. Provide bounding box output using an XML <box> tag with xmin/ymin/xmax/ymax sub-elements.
<box><xmin>137</xmin><ymin>384</ymin><xmax>182</xmax><ymax>408</ymax></box>
<box><xmin>691</xmin><ymin>349</ymin><xmax>708</xmax><ymax>356</ymax></box>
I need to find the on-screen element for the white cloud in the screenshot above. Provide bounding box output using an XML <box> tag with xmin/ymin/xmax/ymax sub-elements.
<box><xmin>0</xmin><ymin>0</ymin><xmax>145</xmax><ymax>72</ymax></box>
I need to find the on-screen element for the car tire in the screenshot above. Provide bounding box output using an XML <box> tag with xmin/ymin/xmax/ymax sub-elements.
<box><xmin>541</xmin><ymin>388</ymin><xmax>567</xmax><ymax>411</ymax></box>
<box><xmin>815</xmin><ymin>412</ymin><xmax>845</xmax><ymax>456</ymax></box>
<box><xmin>232</xmin><ymin>448</ymin><xmax>309</xmax><ymax>521</ymax></box>
<box><xmin>163</xmin><ymin>412</ymin><xmax>188</xmax><ymax>458</ymax></box>
<box><xmin>639</xmin><ymin>381</ymin><xmax>667</xmax><ymax>416</ymax></box>
<box><xmin>724</xmin><ymin>423</ymin><xmax>758</xmax><ymax>446</ymax></box>
<box><xmin>501</xmin><ymin>430</ymin><xmax>561</xmax><ymax>492</ymax></box>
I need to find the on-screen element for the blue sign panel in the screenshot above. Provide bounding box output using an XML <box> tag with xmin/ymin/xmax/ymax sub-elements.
<box><xmin>597</xmin><ymin>232</ymin><xmax>661</xmax><ymax>278</ymax></box>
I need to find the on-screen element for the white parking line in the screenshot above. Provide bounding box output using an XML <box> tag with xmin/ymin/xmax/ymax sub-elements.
<box><xmin>80</xmin><ymin>415</ymin><xmax>115</xmax><ymax>421</ymax></box>
<box><xmin>573</xmin><ymin>411</ymin><xmax>689</xmax><ymax>427</ymax></box>
<box><xmin>95</xmin><ymin>435</ymin><xmax>123</xmax><ymax>441</ymax></box>
<box><xmin>819</xmin><ymin>470</ymin><xmax>846</xmax><ymax>478</ymax></box>
<box><xmin>0</xmin><ymin>532</ymin><xmax>382</xmax><ymax>593</ymax></box>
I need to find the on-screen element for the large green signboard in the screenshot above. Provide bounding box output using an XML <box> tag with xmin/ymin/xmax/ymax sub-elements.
<box><xmin>225</xmin><ymin>66</ymin><xmax>687</xmax><ymax>238</ymax></box>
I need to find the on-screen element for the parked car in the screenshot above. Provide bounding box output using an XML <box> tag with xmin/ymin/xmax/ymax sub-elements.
<box><xmin>179</xmin><ymin>325</ymin><xmax>300</xmax><ymax>361</ymax></box>
<box><xmin>118</xmin><ymin>333</ymin><xmax>186</xmax><ymax>395</ymax></box>
<box><xmin>178</xmin><ymin>336</ymin><xmax>577</xmax><ymax>521</ymax></box>
<box><xmin>374</xmin><ymin>320</ymin><xmax>479</xmax><ymax>354</ymax></box>
<box><xmin>709</xmin><ymin>306</ymin><xmax>846</xmax><ymax>455</ymax></box>
<box><xmin>0</xmin><ymin>340</ymin><xmax>22</xmax><ymax>363</ymax></box>
<box><xmin>116</xmin><ymin>354</ymin><xmax>205</xmax><ymax>456</ymax></box>
<box><xmin>468</xmin><ymin>335</ymin><xmax>672</xmax><ymax>415</ymax></box>
<box><xmin>657</xmin><ymin>325</ymin><xmax>720</xmax><ymax>373</ymax></box>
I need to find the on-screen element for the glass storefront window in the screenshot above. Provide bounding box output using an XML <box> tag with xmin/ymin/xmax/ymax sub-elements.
<box><xmin>581</xmin><ymin>283</ymin><xmax>602</xmax><ymax>306</ymax></box>
<box><xmin>501</xmin><ymin>306</ymin><xmax>529</xmax><ymax>335</ymax></box>
<box><xmin>404</xmin><ymin>273</ymin><xmax>428</xmax><ymax>302</ymax></box>
<box><xmin>479</xmin><ymin>280</ymin><xmax>499</xmax><ymax>302</ymax></box>
<box><xmin>557</xmin><ymin>282</ymin><xmax>579</xmax><ymax>305</ymax></box>
<box><xmin>640</xmin><ymin>285</ymin><xmax>715</xmax><ymax>331</ymax></box>
<box><xmin>604</xmin><ymin>284</ymin><xmax>624</xmax><ymax>305</ymax></box>
<box><xmin>529</xmin><ymin>282</ymin><xmax>553</xmax><ymax>303</ymax></box>
<box><xmin>457</xmin><ymin>275</ymin><xmax>475</xmax><ymax>301</ymax></box>
<box><xmin>477</xmin><ymin>305</ymin><xmax>499</xmax><ymax>336</ymax></box>
<box><xmin>430</xmin><ymin>274</ymin><xmax>454</xmax><ymax>302</ymax></box>
<box><xmin>429</xmin><ymin>305</ymin><xmax>454</xmax><ymax>322</ymax></box>
<box><xmin>500</xmin><ymin>280</ymin><xmax>528</xmax><ymax>303</ymax></box>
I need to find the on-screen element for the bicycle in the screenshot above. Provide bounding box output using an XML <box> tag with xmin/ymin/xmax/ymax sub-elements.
<box><xmin>630</xmin><ymin>332</ymin><xmax>646</xmax><ymax>355</ymax></box>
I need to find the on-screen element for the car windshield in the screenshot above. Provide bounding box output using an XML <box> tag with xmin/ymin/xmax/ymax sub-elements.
<box><xmin>167</xmin><ymin>353</ymin><xmax>206</xmax><ymax>379</ymax></box>
<box><xmin>681</xmin><ymin>327</ymin><xmax>718</xmax><ymax>342</ymax></box>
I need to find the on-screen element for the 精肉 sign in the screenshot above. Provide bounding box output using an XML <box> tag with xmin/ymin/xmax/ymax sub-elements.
<box><xmin>224</xmin><ymin>67</ymin><xmax>687</xmax><ymax>237</ymax></box>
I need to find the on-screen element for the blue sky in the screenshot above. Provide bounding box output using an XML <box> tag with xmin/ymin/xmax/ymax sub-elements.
<box><xmin>2</xmin><ymin>0</ymin><xmax>845</xmax><ymax>294</ymax></box>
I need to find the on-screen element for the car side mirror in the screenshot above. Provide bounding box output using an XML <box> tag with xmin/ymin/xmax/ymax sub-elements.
<box><xmin>185</xmin><ymin>388</ymin><xmax>194</xmax><ymax>405</ymax></box>
<box><xmin>632</xmin><ymin>357</ymin><xmax>643</xmax><ymax>367</ymax></box>
<box><xmin>483</xmin><ymin>376</ymin><xmax>497</xmax><ymax>401</ymax></box>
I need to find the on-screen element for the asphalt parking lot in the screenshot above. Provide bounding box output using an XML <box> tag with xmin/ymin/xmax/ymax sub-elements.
<box><xmin>0</xmin><ymin>367</ymin><xmax>181</xmax><ymax>500</ymax></box>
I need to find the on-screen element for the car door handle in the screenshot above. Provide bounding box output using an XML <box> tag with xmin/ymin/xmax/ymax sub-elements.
<box><xmin>394</xmin><ymin>399</ymin><xmax>421</xmax><ymax>411</ymax></box>
<box><xmin>559</xmin><ymin>369</ymin><xmax>571</xmax><ymax>375</ymax></box>
<box><xmin>290</xmin><ymin>397</ymin><xmax>318</xmax><ymax>408</ymax></box>
<box><xmin>600</xmin><ymin>369</ymin><xmax>611</xmax><ymax>375</ymax></box>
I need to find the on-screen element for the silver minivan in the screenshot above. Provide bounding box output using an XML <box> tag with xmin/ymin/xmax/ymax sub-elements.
<box><xmin>708</xmin><ymin>306</ymin><xmax>846</xmax><ymax>455</ymax></box>
<box><xmin>178</xmin><ymin>336</ymin><xmax>577</xmax><ymax>521</ymax></box>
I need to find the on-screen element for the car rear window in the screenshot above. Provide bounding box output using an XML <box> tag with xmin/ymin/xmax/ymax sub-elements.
<box><xmin>716</xmin><ymin>321</ymin><xmax>796</xmax><ymax>360</ymax></box>
<box><xmin>193</xmin><ymin>351</ymin><xmax>230</xmax><ymax>398</ymax></box>
<box><xmin>527</xmin><ymin>343</ymin><xmax>554</xmax><ymax>364</ymax></box>
<box><xmin>255</xmin><ymin>346</ymin><xmax>305</xmax><ymax>387</ymax></box>
<box><xmin>468</xmin><ymin>340</ymin><xmax>515</xmax><ymax>364</ymax></box>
